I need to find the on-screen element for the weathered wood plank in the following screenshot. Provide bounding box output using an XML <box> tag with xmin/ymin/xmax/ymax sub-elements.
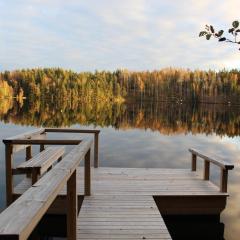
<box><xmin>5</xmin><ymin>144</ymin><xmax>13</xmax><ymax>206</ymax></box>
<box><xmin>189</xmin><ymin>148</ymin><xmax>234</xmax><ymax>170</ymax></box>
<box><xmin>9</xmin><ymin>139</ymin><xmax>82</xmax><ymax>145</ymax></box>
<box><xmin>3</xmin><ymin>128</ymin><xmax>45</xmax><ymax>142</ymax></box>
<box><xmin>3</xmin><ymin>129</ymin><xmax>46</xmax><ymax>153</ymax></box>
<box><xmin>94</xmin><ymin>132</ymin><xmax>99</xmax><ymax>168</ymax></box>
<box><xmin>45</xmin><ymin>128</ymin><xmax>100</xmax><ymax>134</ymax></box>
<box><xmin>16</xmin><ymin>147</ymin><xmax>65</xmax><ymax>176</ymax></box>
<box><xmin>84</xmin><ymin>150</ymin><xmax>91</xmax><ymax>196</ymax></box>
<box><xmin>67</xmin><ymin>170</ymin><xmax>77</xmax><ymax>240</ymax></box>
<box><xmin>220</xmin><ymin>168</ymin><xmax>228</xmax><ymax>192</ymax></box>
<box><xmin>78</xmin><ymin>195</ymin><xmax>171</xmax><ymax>240</ymax></box>
<box><xmin>0</xmin><ymin>139</ymin><xmax>93</xmax><ymax>240</ymax></box>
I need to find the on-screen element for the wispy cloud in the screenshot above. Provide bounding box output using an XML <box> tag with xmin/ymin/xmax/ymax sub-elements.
<box><xmin>0</xmin><ymin>0</ymin><xmax>239</xmax><ymax>71</ymax></box>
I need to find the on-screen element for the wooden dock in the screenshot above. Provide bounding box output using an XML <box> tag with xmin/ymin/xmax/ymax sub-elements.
<box><xmin>0</xmin><ymin>128</ymin><xmax>234</xmax><ymax>240</ymax></box>
<box><xmin>78</xmin><ymin>195</ymin><xmax>170</xmax><ymax>239</ymax></box>
<box><xmin>76</xmin><ymin>167</ymin><xmax>228</xmax><ymax>240</ymax></box>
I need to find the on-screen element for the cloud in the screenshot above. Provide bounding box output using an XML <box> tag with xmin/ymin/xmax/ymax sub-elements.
<box><xmin>0</xmin><ymin>0</ymin><xmax>240</xmax><ymax>71</ymax></box>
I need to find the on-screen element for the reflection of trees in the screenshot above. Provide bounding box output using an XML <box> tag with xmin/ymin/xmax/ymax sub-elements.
<box><xmin>0</xmin><ymin>99</ymin><xmax>13</xmax><ymax>115</ymax></box>
<box><xmin>1</xmin><ymin>99</ymin><xmax>240</xmax><ymax>137</ymax></box>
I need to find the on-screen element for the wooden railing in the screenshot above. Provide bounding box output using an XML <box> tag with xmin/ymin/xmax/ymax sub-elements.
<box><xmin>189</xmin><ymin>148</ymin><xmax>234</xmax><ymax>192</ymax></box>
<box><xmin>3</xmin><ymin>128</ymin><xmax>100</xmax><ymax>205</ymax></box>
<box><xmin>0</xmin><ymin>138</ymin><xmax>93</xmax><ymax>240</ymax></box>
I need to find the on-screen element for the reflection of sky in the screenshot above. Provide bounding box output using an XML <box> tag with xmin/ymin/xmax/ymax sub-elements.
<box><xmin>0</xmin><ymin>122</ymin><xmax>239</xmax><ymax>240</ymax></box>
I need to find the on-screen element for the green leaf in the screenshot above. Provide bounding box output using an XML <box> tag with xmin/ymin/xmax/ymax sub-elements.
<box><xmin>219</xmin><ymin>37</ymin><xmax>226</xmax><ymax>42</ymax></box>
<box><xmin>229</xmin><ymin>28</ymin><xmax>235</xmax><ymax>33</ymax></box>
<box><xmin>232</xmin><ymin>21</ymin><xmax>239</xmax><ymax>28</ymax></box>
<box><xmin>199</xmin><ymin>31</ymin><xmax>207</xmax><ymax>37</ymax></box>
<box><xmin>206</xmin><ymin>34</ymin><xmax>211</xmax><ymax>40</ymax></box>
<box><xmin>210</xmin><ymin>25</ymin><xmax>215</xmax><ymax>33</ymax></box>
<box><xmin>218</xmin><ymin>30</ymin><xmax>224</xmax><ymax>36</ymax></box>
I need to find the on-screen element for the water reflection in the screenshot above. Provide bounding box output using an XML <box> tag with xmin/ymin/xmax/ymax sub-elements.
<box><xmin>0</xmin><ymin>99</ymin><xmax>240</xmax><ymax>137</ymax></box>
<box><xmin>0</xmin><ymin>100</ymin><xmax>239</xmax><ymax>240</ymax></box>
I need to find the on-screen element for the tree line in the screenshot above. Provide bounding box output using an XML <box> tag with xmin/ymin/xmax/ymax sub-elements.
<box><xmin>1</xmin><ymin>68</ymin><xmax>240</xmax><ymax>103</ymax></box>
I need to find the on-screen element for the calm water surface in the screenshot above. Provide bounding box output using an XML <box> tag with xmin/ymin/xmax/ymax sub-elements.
<box><xmin>0</xmin><ymin>100</ymin><xmax>239</xmax><ymax>240</ymax></box>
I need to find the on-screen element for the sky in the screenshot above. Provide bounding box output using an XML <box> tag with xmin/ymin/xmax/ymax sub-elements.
<box><xmin>0</xmin><ymin>0</ymin><xmax>240</xmax><ymax>72</ymax></box>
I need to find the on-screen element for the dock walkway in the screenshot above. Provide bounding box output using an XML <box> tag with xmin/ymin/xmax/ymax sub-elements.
<box><xmin>78</xmin><ymin>195</ymin><xmax>170</xmax><ymax>239</ymax></box>
<box><xmin>75</xmin><ymin>167</ymin><xmax>228</xmax><ymax>240</ymax></box>
<box><xmin>0</xmin><ymin>128</ymin><xmax>234</xmax><ymax>240</ymax></box>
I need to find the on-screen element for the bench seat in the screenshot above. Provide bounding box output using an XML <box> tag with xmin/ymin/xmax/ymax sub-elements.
<box><xmin>16</xmin><ymin>147</ymin><xmax>65</xmax><ymax>184</ymax></box>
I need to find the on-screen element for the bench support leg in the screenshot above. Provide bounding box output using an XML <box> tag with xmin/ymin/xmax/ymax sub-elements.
<box><xmin>32</xmin><ymin>169</ymin><xmax>39</xmax><ymax>184</ymax></box>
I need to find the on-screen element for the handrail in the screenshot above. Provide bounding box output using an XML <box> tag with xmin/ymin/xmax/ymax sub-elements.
<box><xmin>3</xmin><ymin>127</ymin><xmax>99</xmax><ymax>167</ymax></box>
<box><xmin>3</xmin><ymin>128</ymin><xmax>45</xmax><ymax>141</ymax></box>
<box><xmin>3</xmin><ymin>128</ymin><xmax>100</xmax><ymax>205</ymax></box>
<box><xmin>44</xmin><ymin>128</ymin><xmax>100</xmax><ymax>168</ymax></box>
<box><xmin>0</xmin><ymin>138</ymin><xmax>93</xmax><ymax>240</ymax></box>
<box><xmin>45</xmin><ymin>127</ymin><xmax>100</xmax><ymax>134</ymax></box>
<box><xmin>189</xmin><ymin>148</ymin><xmax>234</xmax><ymax>192</ymax></box>
<box><xmin>189</xmin><ymin>148</ymin><xmax>234</xmax><ymax>170</ymax></box>
<box><xmin>4</xmin><ymin>139</ymin><xmax>82</xmax><ymax>145</ymax></box>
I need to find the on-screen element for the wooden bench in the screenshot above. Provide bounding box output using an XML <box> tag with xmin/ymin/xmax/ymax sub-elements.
<box><xmin>189</xmin><ymin>148</ymin><xmax>234</xmax><ymax>192</ymax></box>
<box><xmin>15</xmin><ymin>147</ymin><xmax>65</xmax><ymax>184</ymax></box>
<box><xmin>0</xmin><ymin>138</ymin><xmax>92</xmax><ymax>240</ymax></box>
<box><xmin>3</xmin><ymin>127</ymin><xmax>100</xmax><ymax>205</ymax></box>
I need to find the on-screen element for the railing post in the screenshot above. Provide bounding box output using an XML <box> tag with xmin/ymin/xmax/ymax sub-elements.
<box><xmin>26</xmin><ymin>146</ymin><xmax>32</xmax><ymax>178</ymax></box>
<box><xmin>94</xmin><ymin>132</ymin><xmax>99</xmax><ymax>168</ymax></box>
<box><xmin>220</xmin><ymin>169</ymin><xmax>228</xmax><ymax>192</ymax></box>
<box><xmin>85</xmin><ymin>149</ymin><xmax>91</xmax><ymax>196</ymax></box>
<box><xmin>26</xmin><ymin>146</ymin><xmax>32</xmax><ymax>160</ymax></box>
<box><xmin>204</xmin><ymin>160</ymin><xmax>210</xmax><ymax>180</ymax></box>
<box><xmin>67</xmin><ymin>170</ymin><xmax>77</xmax><ymax>240</ymax></box>
<box><xmin>40</xmin><ymin>144</ymin><xmax>45</xmax><ymax>152</ymax></box>
<box><xmin>5</xmin><ymin>143</ymin><xmax>13</xmax><ymax>206</ymax></box>
<box><xmin>191</xmin><ymin>154</ymin><xmax>197</xmax><ymax>171</ymax></box>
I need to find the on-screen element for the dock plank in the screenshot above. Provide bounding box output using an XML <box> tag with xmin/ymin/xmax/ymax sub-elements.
<box><xmin>78</xmin><ymin>195</ymin><xmax>171</xmax><ymax>240</ymax></box>
<box><xmin>13</xmin><ymin>167</ymin><xmax>229</xmax><ymax>239</ymax></box>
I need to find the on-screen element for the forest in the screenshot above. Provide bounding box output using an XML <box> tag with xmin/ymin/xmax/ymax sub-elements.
<box><xmin>1</xmin><ymin>68</ymin><xmax>240</xmax><ymax>104</ymax></box>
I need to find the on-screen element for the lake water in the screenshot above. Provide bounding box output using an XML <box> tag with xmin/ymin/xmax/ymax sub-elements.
<box><xmin>0</xmin><ymin>100</ymin><xmax>239</xmax><ymax>239</ymax></box>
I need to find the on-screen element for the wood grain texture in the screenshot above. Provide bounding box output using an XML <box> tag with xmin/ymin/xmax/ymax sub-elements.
<box><xmin>16</xmin><ymin>147</ymin><xmax>65</xmax><ymax>176</ymax></box>
<box><xmin>191</xmin><ymin>153</ymin><xmax>197</xmax><ymax>171</ymax></box>
<box><xmin>5</xmin><ymin>144</ymin><xmax>13</xmax><ymax>206</ymax></box>
<box><xmin>84</xmin><ymin>150</ymin><xmax>91</xmax><ymax>196</ymax></box>
<box><xmin>67</xmin><ymin>170</ymin><xmax>77</xmax><ymax>240</ymax></box>
<box><xmin>189</xmin><ymin>148</ymin><xmax>234</xmax><ymax>170</ymax></box>
<box><xmin>3</xmin><ymin>128</ymin><xmax>45</xmax><ymax>142</ymax></box>
<box><xmin>78</xmin><ymin>195</ymin><xmax>171</xmax><ymax>240</ymax></box>
<box><xmin>204</xmin><ymin>160</ymin><xmax>210</xmax><ymax>180</ymax></box>
<box><xmin>94</xmin><ymin>132</ymin><xmax>99</xmax><ymax>168</ymax></box>
<box><xmin>45</xmin><ymin>128</ymin><xmax>100</xmax><ymax>134</ymax></box>
<box><xmin>0</xmin><ymin>139</ymin><xmax>93</xmax><ymax>240</ymax></box>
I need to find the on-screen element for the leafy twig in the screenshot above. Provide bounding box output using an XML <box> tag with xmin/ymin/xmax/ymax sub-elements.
<box><xmin>199</xmin><ymin>20</ymin><xmax>240</xmax><ymax>51</ymax></box>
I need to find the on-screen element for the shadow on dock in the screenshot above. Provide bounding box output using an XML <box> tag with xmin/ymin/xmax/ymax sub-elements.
<box><xmin>163</xmin><ymin>215</ymin><xmax>224</xmax><ymax>240</ymax></box>
<box><xmin>31</xmin><ymin>214</ymin><xmax>224</xmax><ymax>240</ymax></box>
